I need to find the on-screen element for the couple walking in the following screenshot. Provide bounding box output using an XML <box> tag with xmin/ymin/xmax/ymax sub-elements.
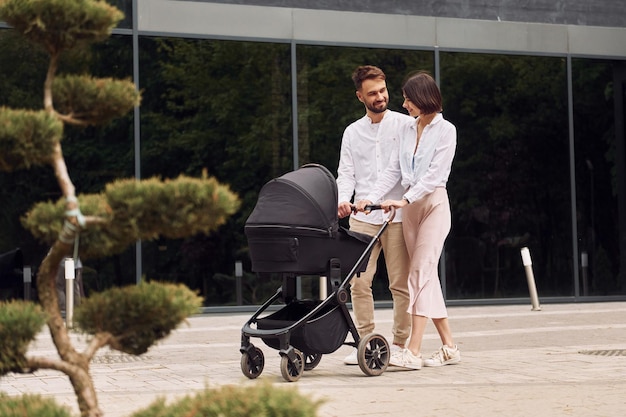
<box><xmin>337</xmin><ymin>65</ymin><xmax>460</xmax><ymax>370</ymax></box>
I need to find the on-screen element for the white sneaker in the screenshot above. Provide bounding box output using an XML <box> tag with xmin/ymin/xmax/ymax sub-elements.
<box><xmin>389</xmin><ymin>348</ymin><xmax>422</xmax><ymax>370</ymax></box>
<box><xmin>345</xmin><ymin>343</ymin><xmax>401</xmax><ymax>365</ymax></box>
<box><xmin>423</xmin><ymin>345</ymin><xmax>461</xmax><ymax>367</ymax></box>
<box><xmin>343</xmin><ymin>348</ymin><xmax>358</xmax><ymax>365</ymax></box>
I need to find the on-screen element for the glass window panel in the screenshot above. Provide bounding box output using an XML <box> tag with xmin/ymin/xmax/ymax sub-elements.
<box><xmin>572</xmin><ymin>58</ymin><xmax>625</xmax><ymax>296</ymax></box>
<box><xmin>138</xmin><ymin>36</ymin><xmax>292</xmax><ymax>306</ymax></box>
<box><xmin>440</xmin><ymin>52</ymin><xmax>571</xmax><ymax>299</ymax></box>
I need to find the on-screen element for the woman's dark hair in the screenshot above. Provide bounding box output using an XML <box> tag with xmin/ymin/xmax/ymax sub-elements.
<box><xmin>402</xmin><ymin>71</ymin><xmax>442</xmax><ymax>114</ymax></box>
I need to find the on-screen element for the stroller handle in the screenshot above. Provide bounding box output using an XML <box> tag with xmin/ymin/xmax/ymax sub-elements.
<box><xmin>351</xmin><ymin>204</ymin><xmax>396</xmax><ymax>222</ymax></box>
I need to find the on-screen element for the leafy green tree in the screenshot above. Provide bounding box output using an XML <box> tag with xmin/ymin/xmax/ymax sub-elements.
<box><xmin>0</xmin><ymin>1</ymin><xmax>239</xmax><ymax>416</ymax></box>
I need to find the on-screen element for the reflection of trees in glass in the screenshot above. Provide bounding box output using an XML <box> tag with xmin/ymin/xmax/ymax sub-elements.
<box><xmin>8</xmin><ymin>27</ymin><xmax>618</xmax><ymax>303</ymax></box>
<box><xmin>296</xmin><ymin>45</ymin><xmax>433</xmax><ymax>174</ymax></box>
<box><xmin>136</xmin><ymin>41</ymin><xmax>435</xmax><ymax>304</ymax></box>
<box><xmin>0</xmin><ymin>30</ymin><xmax>51</xmax><ymax>256</ymax></box>
<box><xmin>296</xmin><ymin>46</ymin><xmax>433</xmax><ymax>300</ymax></box>
<box><xmin>0</xmin><ymin>31</ymin><xmax>136</xmax><ymax>289</ymax></box>
<box><xmin>442</xmin><ymin>53</ymin><xmax>571</xmax><ymax>298</ymax></box>
<box><xmin>138</xmin><ymin>38</ymin><xmax>293</xmax><ymax>304</ymax></box>
<box><xmin>572</xmin><ymin>59</ymin><xmax>619</xmax><ymax>294</ymax></box>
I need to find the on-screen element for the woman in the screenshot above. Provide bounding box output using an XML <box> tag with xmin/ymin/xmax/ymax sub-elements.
<box><xmin>357</xmin><ymin>71</ymin><xmax>460</xmax><ymax>370</ymax></box>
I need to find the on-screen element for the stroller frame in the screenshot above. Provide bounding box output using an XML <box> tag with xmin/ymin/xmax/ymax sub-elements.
<box><xmin>240</xmin><ymin>206</ymin><xmax>395</xmax><ymax>382</ymax></box>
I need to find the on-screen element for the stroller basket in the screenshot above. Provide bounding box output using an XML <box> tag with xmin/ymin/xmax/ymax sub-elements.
<box><xmin>257</xmin><ymin>300</ymin><xmax>348</xmax><ymax>354</ymax></box>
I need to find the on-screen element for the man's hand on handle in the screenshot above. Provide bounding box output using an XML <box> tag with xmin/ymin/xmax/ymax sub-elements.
<box><xmin>338</xmin><ymin>201</ymin><xmax>354</xmax><ymax>219</ymax></box>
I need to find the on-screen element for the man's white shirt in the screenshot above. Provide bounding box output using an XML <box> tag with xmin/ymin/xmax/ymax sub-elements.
<box><xmin>336</xmin><ymin>110</ymin><xmax>415</xmax><ymax>225</ymax></box>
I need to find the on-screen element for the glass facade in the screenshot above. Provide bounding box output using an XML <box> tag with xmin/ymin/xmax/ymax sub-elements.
<box><xmin>1</xmin><ymin>1</ymin><xmax>624</xmax><ymax>307</ymax></box>
<box><xmin>441</xmin><ymin>52</ymin><xmax>572</xmax><ymax>299</ymax></box>
<box><xmin>572</xmin><ymin>59</ymin><xmax>625</xmax><ymax>296</ymax></box>
<box><xmin>137</xmin><ymin>37</ymin><xmax>293</xmax><ymax>305</ymax></box>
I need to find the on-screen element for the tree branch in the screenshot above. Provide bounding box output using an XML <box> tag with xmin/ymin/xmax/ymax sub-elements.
<box><xmin>83</xmin><ymin>332</ymin><xmax>114</xmax><ymax>361</ymax></box>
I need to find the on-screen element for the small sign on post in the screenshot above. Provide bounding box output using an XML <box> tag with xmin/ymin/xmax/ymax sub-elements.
<box><xmin>65</xmin><ymin>258</ymin><xmax>75</xmax><ymax>327</ymax></box>
<box><xmin>23</xmin><ymin>266</ymin><xmax>32</xmax><ymax>301</ymax></box>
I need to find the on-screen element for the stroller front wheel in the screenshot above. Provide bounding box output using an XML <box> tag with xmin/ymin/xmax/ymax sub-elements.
<box><xmin>280</xmin><ymin>349</ymin><xmax>305</xmax><ymax>382</ymax></box>
<box><xmin>241</xmin><ymin>346</ymin><xmax>265</xmax><ymax>379</ymax></box>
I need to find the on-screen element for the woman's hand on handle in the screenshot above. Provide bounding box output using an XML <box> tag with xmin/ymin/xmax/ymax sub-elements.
<box><xmin>380</xmin><ymin>199</ymin><xmax>409</xmax><ymax>213</ymax></box>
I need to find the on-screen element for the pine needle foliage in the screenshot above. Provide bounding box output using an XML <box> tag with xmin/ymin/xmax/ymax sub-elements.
<box><xmin>0</xmin><ymin>107</ymin><xmax>63</xmax><ymax>172</ymax></box>
<box><xmin>0</xmin><ymin>0</ymin><xmax>123</xmax><ymax>54</ymax></box>
<box><xmin>129</xmin><ymin>383</ymin><xmax>323</xmax><ymax>417</ymax></box>
<box><xmin>21</xmin><ymin>175</ymin><xmax>240</xmax><ymax>259</ymax></box>
<box><xmin>105</xmin><ymin>175</ymin><xmax>241</xmax><ymax>240</ymax></box>
<box><xmin>53</xmin><ymin>74</ymin><xmax>141</xmax><ymax>125</ymax></box>
<box><xmin>74</xmin><ymin>281</ymin><xmax>203</xmax><ymax>355</ymax></box>
<box><xmin>0</xmin><ymin>393</ymin><xmax>73</xmax><ymax>417</ymax></box>
<box><xmin>0</xmin><ymin>300</ymin><xmax>47</xmax><ymax>375</ymax></box>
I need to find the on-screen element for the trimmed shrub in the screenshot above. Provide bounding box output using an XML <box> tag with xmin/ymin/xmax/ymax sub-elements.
<box><xmin>129</xmin><ymin>383</ymin><xmax>323</xmax><ymax>417</ymax></box>
<box><xmin>0</xmin><ymin>393</ymin><xmax>73</xmax><ymax>417</ymax></box>
<box><xmin>0</xmin><ymin>300</ymin><xmax>46</xmax><ymax>375</ymax></box>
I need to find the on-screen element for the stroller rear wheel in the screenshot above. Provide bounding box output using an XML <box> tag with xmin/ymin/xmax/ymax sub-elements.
<box><xmin>357</xmin><ymin>333</ymin><xmax>389</xmax><ymax>376</ymax></box>
<box><xmin>240</xmin><ymin>346</ymin><xmax>265</xmax><ymax>379</ymax></box>
<box><xmin>303</xmin><ymin>352</ymin><xmax>322</xmax><ymax>371</ymax></box>
<box><xmin>280</xmin><ymin>349</ymin><xmax>305</xmax><ymax>382</ymax></box>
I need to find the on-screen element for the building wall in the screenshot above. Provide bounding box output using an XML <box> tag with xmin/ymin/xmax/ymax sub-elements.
<box><xmin>187</xmin><ymin>0</ymin><xmax>626</xmax><ymax>28</ymax></box>
<box><xmin>139</xmin><ymin>0</ymin><xmax>626</xmax><ymax>58</ymax></box>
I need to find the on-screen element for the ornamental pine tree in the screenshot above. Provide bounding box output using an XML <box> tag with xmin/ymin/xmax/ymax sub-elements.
<box><xmin>0</xmin><ymin>1</ymin><xmax>240</xmax><ymax>416</ymax></box>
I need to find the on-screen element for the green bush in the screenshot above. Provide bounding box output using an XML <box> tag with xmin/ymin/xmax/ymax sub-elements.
<box><xmin>0</xmin><ymin>393</ymin><xmax>73</xmax><ymax>417</ymax></box>
<box><xmin>74</xmin><ymin>281</ymin><xmax>203</xmax><ymax>355</ymax></box>
<box><xmin>129</xmin><ymin>383</ymin><xmax>323</xmax><ymax>417</ymax></box>
<box><xmin>0</xmin><ymin>300</ymin><xmax>47</xmax><ymax>375</ymax></box>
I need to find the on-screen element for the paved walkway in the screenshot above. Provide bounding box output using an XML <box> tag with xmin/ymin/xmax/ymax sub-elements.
<box><xmin>2</xmin><ymin>301</ymin><xmax>626</xmax><ymax>417</ymax></box>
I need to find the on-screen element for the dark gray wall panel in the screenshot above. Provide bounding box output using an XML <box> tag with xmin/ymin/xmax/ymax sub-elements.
<box><xmin>187</xmin><ymin>0</ymin><xmax>625</xmax><ymax>28</ymax></box>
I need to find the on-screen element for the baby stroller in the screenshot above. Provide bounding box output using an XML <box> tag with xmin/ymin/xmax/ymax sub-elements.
<box><xmin>240</xmin><ymin>163</ymin><xmax>395</xmax><ymax>382</ymax></box>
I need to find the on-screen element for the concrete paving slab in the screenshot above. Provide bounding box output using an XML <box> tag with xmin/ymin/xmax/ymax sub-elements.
<box><xmin>2</xmin><ymin>301</ymin><xmax>625</xmax><ymax>417</ymax></box>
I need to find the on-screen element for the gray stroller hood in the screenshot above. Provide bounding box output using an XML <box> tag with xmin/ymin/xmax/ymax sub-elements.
<box><xmin>245</xmin><ymin>164</ymin><xmax>371</xmax><ymax>275</ymax></box>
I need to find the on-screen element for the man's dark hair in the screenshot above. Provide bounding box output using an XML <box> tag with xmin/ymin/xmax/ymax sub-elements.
<box><xmin>351</xmin><ymin>65</ymin><xmax>386</xmax><ymax>90</ymax></box>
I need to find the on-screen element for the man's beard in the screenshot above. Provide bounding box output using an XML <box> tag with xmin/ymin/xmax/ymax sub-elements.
<box><xmin>366</xmin><ymin>101</ymin><xmax>388</xmax><ymax>114</ymax></box>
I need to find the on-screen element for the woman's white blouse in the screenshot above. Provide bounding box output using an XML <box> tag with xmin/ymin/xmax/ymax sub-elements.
<box><xmin>366</xmin><ymin>113</ymin><xmax>457</xmax><ymax>204</ymax></box>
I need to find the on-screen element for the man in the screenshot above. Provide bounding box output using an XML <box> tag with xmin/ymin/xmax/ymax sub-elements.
<box><xmin>337</xmin><ymin>65</ymin><xmax>412</xmax><ymax>364</ymax></box>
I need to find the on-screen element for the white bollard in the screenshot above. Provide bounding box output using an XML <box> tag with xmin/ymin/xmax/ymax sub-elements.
<box><xmin>235</xmin><ymin>260</ymin><xmax>243</xmax><ymax>305</ymax></box>
<box><xmin>581</xmin><ymin>251</ymin><xmax>589</xmax><ymax>296</ymax></box>
<box><xmin>520</xmin><ymin>247</ymin><xmax>541</xmax><ymax>311</ymax></box>
<box><xmin>65</xmin><ymin>258</ymin><xmax>75</xmax><ymax>327</ymax></box>
<box><xmin>319</xmin><ymin>276</ymin><xmax>327</xmax><ymax>300</ymax></box>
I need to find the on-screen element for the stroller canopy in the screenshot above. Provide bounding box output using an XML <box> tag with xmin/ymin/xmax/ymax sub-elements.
<box><xmin>246</xmin><ymin>164</ymin><xmax>338</xmax><ymax>235</ymax></box>
<box><xmin>245</xmin><ymin>164</ymin><xmax>371</xmax><ymax>275</ymax></box>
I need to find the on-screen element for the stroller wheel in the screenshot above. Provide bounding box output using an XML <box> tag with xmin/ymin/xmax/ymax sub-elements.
<box><xmin>280</xmin><ymin>349</ymin><xmax>305</xmax><ymax>382</ymax></box>
<box><xmin>303</xmin><ymin>352</ymin><xmax>322</xmax><ymax>371</ymax></box>
<box><xmin>240</xmin><ymin>346</ymin><xmax>265</xmax><ymax>379</ymax></box>
<box><xmin>357</xmin><ymin>333</ymin><xmax>389</xmax><ymax>376</ymax></box>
